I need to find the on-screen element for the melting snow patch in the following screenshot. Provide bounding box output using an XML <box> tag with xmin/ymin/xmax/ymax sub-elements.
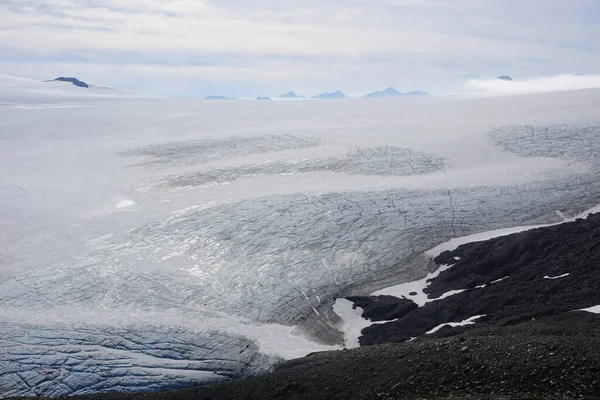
<box><xmin>116</xmin><ymin>199</ymin><xmax>136</xmax><ymax>209</ymax></box>
<box><xmin>333</xmin><ymin>298</ymin><xmax>371</xmax><ymax>349</ymax></box>
<box><xmin>425</xmin><ymin>315</ymin><xmax>486</xmax><ymax>335</ymax></box>
<box><xmin>333</xmin><ymin>298</ymin><xmax>400</xmax><ymax>348</ymax></box>
<box><xmin>491</xmin><ymin>276</ymin><xmax>509</xmax><ymax>284</ymax></box>
<box><xmin>431</xmin><ymin>289</ymin><xmax>467</xmax><ymax>302</ymax></box>
<box><xmin>372</xmin><ymin>264</ymin><xmax>455</xmax><ymax>307</ymax></box>
<box><xmin>578</xmin><ymin>305</ymin><xmax>600</xmax><ymax>314</ymax></box>
<box><xmin>544</xmin><ymin>273</ymin><xmax>570</xmax><ymax>280</ymax></box>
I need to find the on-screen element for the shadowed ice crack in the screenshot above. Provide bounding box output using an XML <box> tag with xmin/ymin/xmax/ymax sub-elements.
<box><xmin>489</xmin><ymin>124</ymin><xmax>600</xmax><ymax>162</ymax></box>
<box><xmin>161</xmin><ymin>146</ymin><xmax>447</xmax><ymax>188</ymax></box>
<box><xmin>120</xmin><ymin>135</ymin><xmax>322</xmax><ymax>168</ymax></box>
<box><xmin>0</xmin><ymin>323</ymin><xmax>276</xmax><ymax>398</ymax></box>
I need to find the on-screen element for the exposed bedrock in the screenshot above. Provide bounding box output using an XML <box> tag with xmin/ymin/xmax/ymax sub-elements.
<box><xmin>346</xmin><ymin>295</ymin><xmax>418</xmax><ymax>322</ymax></box>
<box><xmin>357</xmin><ymin>213</ymin><xmax>600</xmax><ymax>345</ymax></box>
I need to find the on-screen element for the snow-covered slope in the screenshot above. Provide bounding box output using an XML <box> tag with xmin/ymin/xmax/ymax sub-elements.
<box><xmin>0</xmin><ymin>74</ymin><xmax>155</xmax><ymax>109</ymax></box>
<box><xmin>1</xmin><ymin>78</ymin><xmax>600</xmax><ymax>397</ymax></box>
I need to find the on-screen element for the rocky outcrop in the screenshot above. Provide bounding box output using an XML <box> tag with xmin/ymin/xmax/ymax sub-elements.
<box><xmin>49</xmin><ymin>77</ymin><xmax>89</xmax><ymax>88</ymax></box>
<box><xmin>356</xmin><ymin>213</ymin><xmax>600</xmax><ymax>345</ymax></box>
<box><xmin>346</xmin><ymin>295</ymin><xmax>418</xmax><ymax>321</ymax></box>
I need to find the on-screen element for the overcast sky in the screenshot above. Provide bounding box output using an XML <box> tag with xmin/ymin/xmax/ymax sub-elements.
<box><xmin>1</xmin><ymin>0</ymin><xmax>599</xmax><ymax>97</ymax></box>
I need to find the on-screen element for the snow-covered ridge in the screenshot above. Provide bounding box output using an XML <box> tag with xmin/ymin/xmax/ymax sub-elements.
<box><xmin>2</xmin><ymin>83</ymin><xmax>600</xmax><ymax>397</ymax></box>
<box><xmin>0</xmin><ymin>74</ymin><xmax>156</xmax><ymax>110</ymax></box>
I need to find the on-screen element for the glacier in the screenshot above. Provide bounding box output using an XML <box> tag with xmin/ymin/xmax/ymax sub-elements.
<box><xmin>1</xmin><ymin>75</ymin><xmax>600</xmax><ymax>397</ymax></box>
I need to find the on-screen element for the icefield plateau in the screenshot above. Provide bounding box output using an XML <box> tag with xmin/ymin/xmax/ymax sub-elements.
<box><xmin>1</xmin><ymin>75</ymin><xmax>600</xmax><ymax>397</ymax></box>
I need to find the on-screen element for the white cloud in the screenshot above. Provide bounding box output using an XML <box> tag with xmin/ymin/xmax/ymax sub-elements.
<box><xmin>466</xmin><ymin>74</ymin><xmax>600</xmax><ymax>94</ymax></box>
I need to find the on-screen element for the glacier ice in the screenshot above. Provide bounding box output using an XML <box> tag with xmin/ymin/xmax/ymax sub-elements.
<box><xmin>157</xmin><ymin>146</ymin><xmax>447</xmax><ymax>188</ymax></box>
<box><xmin>2</xmin><ymin>79</ymin><xmax>600</xmax><ymax>397</ymax></box>
<box><xmin>120</xmin><ymin>135</ymin><xmax>324</xmax><ymax>169</ymax></box>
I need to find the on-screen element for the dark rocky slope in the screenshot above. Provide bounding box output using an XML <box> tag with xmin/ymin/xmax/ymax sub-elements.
<box><xmin>359</xmin><ymin>213</ymin><xmax>600</xmax><ymax>345</ymax></box>
<box><xmin>11</xmin><ymin>213</ymin><xmax>600</xmax><ymax>399</ymax></box>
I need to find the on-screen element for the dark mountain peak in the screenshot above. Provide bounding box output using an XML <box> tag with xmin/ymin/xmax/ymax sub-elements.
<box><xmin>279</xmin><ymin>91</ymin><xmax>304</xmax><ymax>99</ymax></box>
<box><xmin>49</xmin><ymin>77</ymin><xmax>89</xmax><ymax>88</ymax></box>
<box><xmin>497</xmin><ymin>75</ymin><xmax>514</xmax><ymax>81</ymax></box>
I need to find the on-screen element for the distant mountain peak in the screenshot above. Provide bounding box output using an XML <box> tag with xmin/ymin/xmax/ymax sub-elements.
<box><xmin>383</xmin><ymin>86</ymin><xmax>401</xmax><ymax>93</ymax></box>
<box><xmin>47</xmin><ymin>77</ymin><xmax>89</xmax><ymax>88</ymax></box>
<box><xmin>496</xmin><ymin>76</ymin><xmax>514</xmax><ymax>81</ymax></box>
<box><xmin>364</xmin><ymin>87</ymin><xmax>401</xmax><ymax>98</ymax></box>
<box><xmin>278</xmin><ymin>91</ymin><xmax>304</xmax><ymax>99</ymax></box>
<box><xmin>205</xmin><ymin>95</ymin><xmax>229</xmax><ymax>100</ymax></box>
<box><xmin>255</xmin><ymin>96</ymin><xmax>272</xmax><ymax>101</ymax></box>
<box><xmin>404</xmin><ymin>90</ymin><xmax>430</xmax><ymax>96</ymax></box>
<box><xmin>363</xmin><ymin>87</ymin><xmax>430</xmax><ymax>98</ymax></box>
<box><xmin>313</xmin><ymin>90</ymin><xmax>348</xmax><ymax>100</ymax></box>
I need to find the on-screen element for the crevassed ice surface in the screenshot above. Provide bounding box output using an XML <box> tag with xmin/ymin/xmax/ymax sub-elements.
<box><xmin>1</xmin><ymin>76</ymin><xmax>600</xmax><ymax>397</ymax></box>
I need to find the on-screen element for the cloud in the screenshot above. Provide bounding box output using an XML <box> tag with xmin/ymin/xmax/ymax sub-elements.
<box><xmin>466</xmin><ymin>74</ymin><xmax>600</xmax><ymax>94</ymax></box>
<box><xmin>1</xmin><ymin>0</ymin><xmax>599</xmax><ymax>96</ymax></box>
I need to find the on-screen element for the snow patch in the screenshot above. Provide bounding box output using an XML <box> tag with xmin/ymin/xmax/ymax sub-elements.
<box><xmin>116</xmin><ymin>199</ymin><xmax>136</xmax><ymax>208</ymax></box>
<box><xmin>432</xmin><ymin>289</ymin><xmax>467</xmax><ymax>302</ymax></box>
<box><xmin>579</xmin><ymin>305</ymin><xmax>600</xmax><ymax>314</ymax></box>
<box><xmin>544</xmin><ymin>273</ymin><xmax>570</xmax><ymax>280</ymax></box>
<box><xmin>332</xmin><ymin>298</ymin><xmax>401</xmax><ymax>348</ymax></box>
<box><xmin>425</xmin><ymin>315</ymin><xmax>486</xmax><ymax>335</ymax></box>
<box><xmin>372</xmin><ymin>264</ymin><xmax>455</xmax><ymax>307</ymax></box>
<box><xmin>332</xmin><ymin>298</ymin><xmax>372</xmax><ymax>349</ymax></box>
<box><xmin>491</xmin><ymin>276</ymin><xmax>509</xmax><ymax>284</ymax></box>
